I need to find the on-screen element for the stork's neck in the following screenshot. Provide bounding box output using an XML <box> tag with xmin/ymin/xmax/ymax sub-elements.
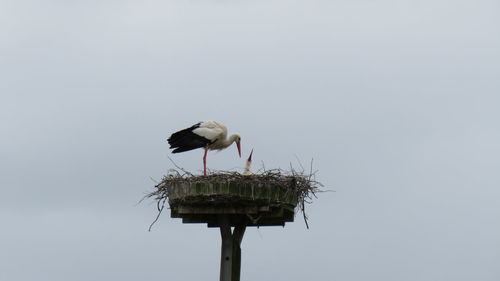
<box><xmin>221</xmin><ymin>134</ymin><xmax>239</xmax><ymax>148</ymax></box>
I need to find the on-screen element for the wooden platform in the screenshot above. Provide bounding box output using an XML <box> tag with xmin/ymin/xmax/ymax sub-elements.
<box><xmin>167</xmin><ymin>181</ymin><xmax>299</xmax><ymax>227</ymax></box>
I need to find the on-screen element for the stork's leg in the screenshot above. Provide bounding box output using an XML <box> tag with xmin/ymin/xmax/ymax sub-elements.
<box><xmin>203</xmin><ymin>148</ymin><xmax>208</xmax><ymax>176</ymax></box>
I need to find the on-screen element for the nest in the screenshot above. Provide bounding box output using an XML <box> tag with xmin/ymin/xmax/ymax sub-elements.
<box><xmin>145</xmin><ymin>167</ymin><xmax>322</xmax><ymax>230</ymax></box>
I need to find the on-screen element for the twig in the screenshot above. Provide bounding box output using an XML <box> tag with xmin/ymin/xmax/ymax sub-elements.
<box><xmin>149</xmin><ymin>176</ymin><xmax>159</xmax><ymax>184</ymax></box>
<box><xmin>148</xmin><ymin>198</ymin><xmax>166</xmax><ymax>231</ymax></box>
<box><xmin>302</xmin><ymin>201</ymin><xmax>309</xmax><ymax>229</ymax></box>
<box><xmin>294</xmin><ymin>154</ymin><xmax>305</xmax><ymax>173</ymax></box>
<box><xmin>167</xmin><ymin>156</ymin><xmax>193</xmax><ymax>176</ymax></box>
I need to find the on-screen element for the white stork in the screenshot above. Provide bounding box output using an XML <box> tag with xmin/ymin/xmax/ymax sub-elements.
<box><xmin>167</xmin><ymin>120</ymin><xmax>241</xmax><ymax>176</ymax></box>
<box><xmin>243</xmin><ymin>149</ymin><xmax>253</xmax><ymax>175</ymax></box>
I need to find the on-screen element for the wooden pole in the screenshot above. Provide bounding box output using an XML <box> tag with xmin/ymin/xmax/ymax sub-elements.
<box><xmin>232</xmin><ymin>226</ymin><xmax>246</xmax><ymax>281</ymax></box>
<box><xmin>219</xmin><ymin>217</ymin><xmax>233</xmax><ymax>281</ymax></box>
<box><xmin>219</xmin><ymin>217</ymin><xmax>246</xmax><ymax>281</ymax></box>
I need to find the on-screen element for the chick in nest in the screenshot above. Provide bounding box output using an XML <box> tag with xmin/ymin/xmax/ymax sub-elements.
<box><xmin>242</xmin><ymin>149</ymin><xmax>253</xmax><ymax>175</ymax></box>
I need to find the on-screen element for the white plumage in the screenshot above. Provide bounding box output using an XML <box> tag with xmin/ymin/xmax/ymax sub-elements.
<box><xmin>168</xmin><ymin>120</ymin><xmax>241</xmax><ymax>175</ymax></box>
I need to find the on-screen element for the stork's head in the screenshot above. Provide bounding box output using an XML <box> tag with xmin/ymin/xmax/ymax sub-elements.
<box><xmin>234</xmin><ymin>134</ymin><xmax>241</xmax><ymax>157</ymax></box>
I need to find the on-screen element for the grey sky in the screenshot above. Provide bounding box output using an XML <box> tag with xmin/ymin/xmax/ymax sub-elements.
<box><xmin>1</xmin><ymin>0</ymin><xmax>499</xmax><ymax>280</ymax></box>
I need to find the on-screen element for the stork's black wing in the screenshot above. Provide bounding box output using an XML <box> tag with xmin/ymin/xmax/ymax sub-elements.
<box><xmin>167</xmin><ymin>123</ymin><xmax>212</xmax><ymax>153</ymax></box>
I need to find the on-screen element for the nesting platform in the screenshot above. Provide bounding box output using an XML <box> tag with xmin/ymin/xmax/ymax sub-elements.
<box><xmin>147</xmin><ymin>171</ymin><xmax>318</xmax><ymax>281</ymax></box>
<box><xmin>168</xmin><ymin>181</ymin><xmax>299</xmax><ymax>227</ymax></box>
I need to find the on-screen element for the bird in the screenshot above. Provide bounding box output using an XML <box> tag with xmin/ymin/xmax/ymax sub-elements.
<box><xmin>243</xmin><ymin>149</ymin><xmax>253</xmax><ymax>175</ymax></box>
<box><xmin>167</xmin><ymin>120</ymin><xmax>241</xmax><ymax>176</ymax></box>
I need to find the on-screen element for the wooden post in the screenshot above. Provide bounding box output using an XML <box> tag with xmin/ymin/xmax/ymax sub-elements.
<box><xmin>219</xmin><ymin>217</ymin><xmax>233</xmax><ymax>281</ymax></box>
<box><xmin>219</xmin><ymin>217</ymin><xmax>246</xmax><ymax>281</ymax></box>
<box><xmin>232</xmin><ymin>226</ymin><xmax>246</xmax><ymax>281</ymax></box>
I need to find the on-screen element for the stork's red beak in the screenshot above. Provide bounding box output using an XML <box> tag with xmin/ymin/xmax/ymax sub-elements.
<box><xmin>236</xmin><ymin>141</ymin><xmax>241</xmax><ymax>157</ymax></box>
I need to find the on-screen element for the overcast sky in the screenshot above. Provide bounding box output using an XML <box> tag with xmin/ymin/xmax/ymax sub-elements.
<box><xmin>1</xmin><ymin>0</ymin><xmax>500</xmax><ymax>280</ymax></box>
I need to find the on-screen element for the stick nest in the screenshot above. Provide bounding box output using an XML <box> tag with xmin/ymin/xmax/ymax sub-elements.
<box><xmin>145</xmin><ymin>167</ymin><xmax>322</xmax><ymax>230</ymax></box>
